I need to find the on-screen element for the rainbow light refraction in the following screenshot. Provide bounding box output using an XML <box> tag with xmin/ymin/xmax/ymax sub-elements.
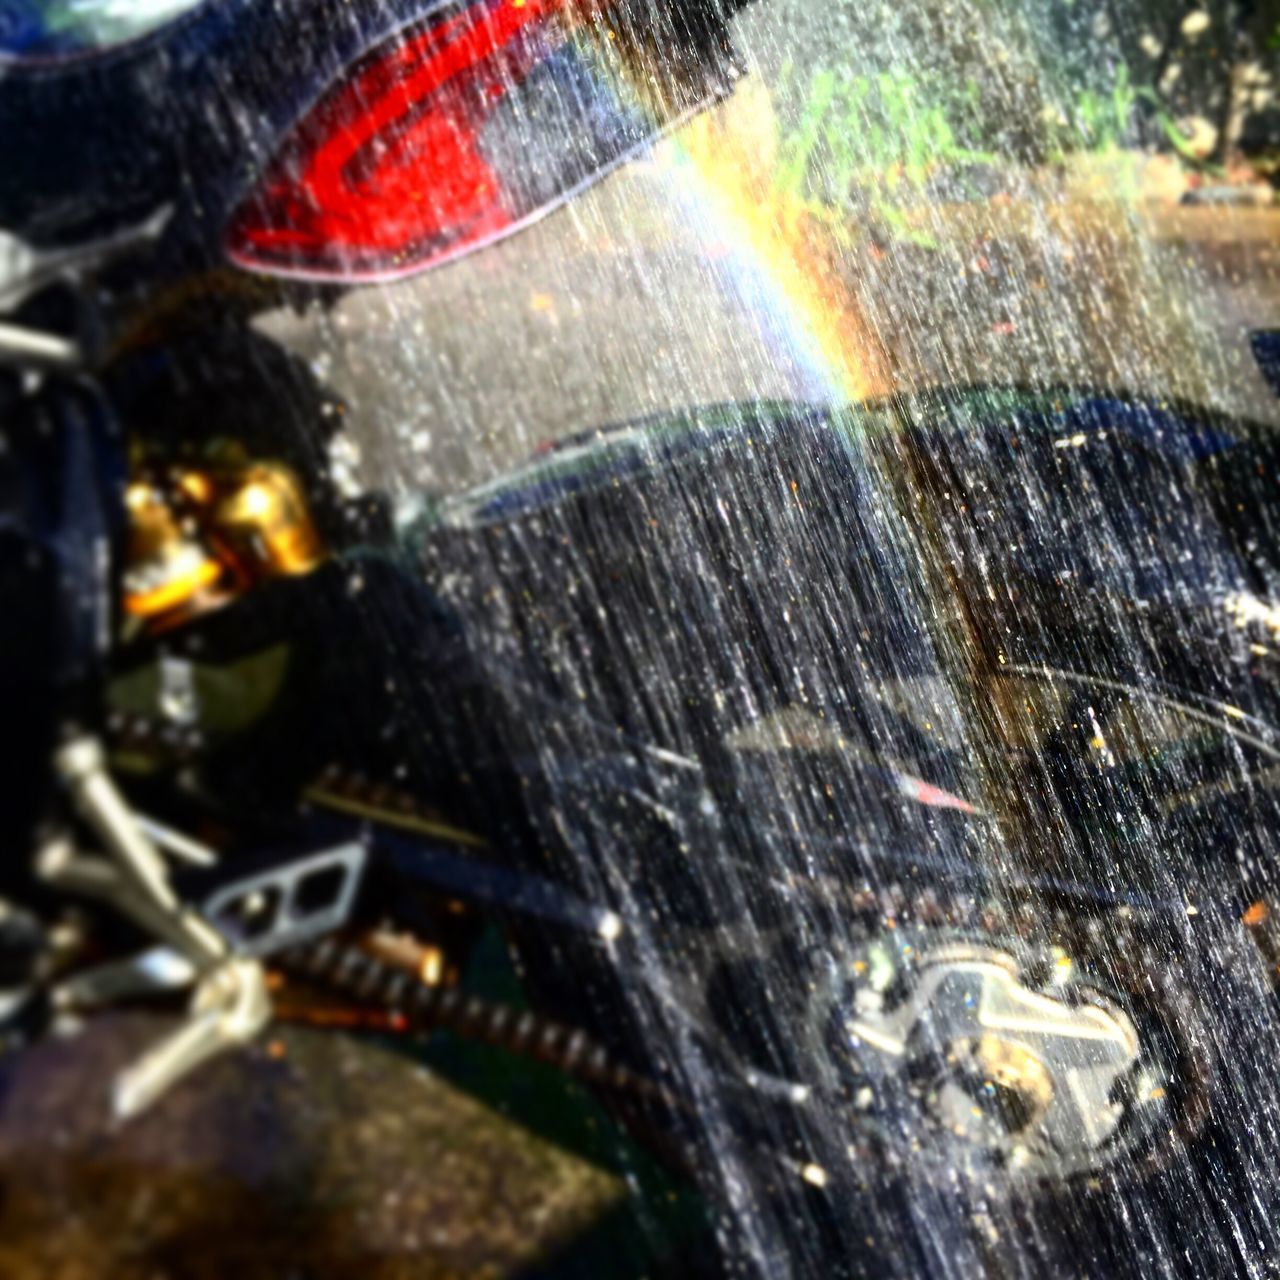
<box><xmin>656</xmin><ymin>101</ymin><xmax>890</xmax><ymax>406</ymax></box>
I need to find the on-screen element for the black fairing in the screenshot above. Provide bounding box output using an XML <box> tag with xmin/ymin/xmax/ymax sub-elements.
<box><xmin>0</xmin><ymin>374</ymin><xmax>125</xmax><ymax>861</ymax></box>
<box><xmin>417</xmin><ymin>396</ymin><xmax>1280</xmax><ymax>911</ymax></box>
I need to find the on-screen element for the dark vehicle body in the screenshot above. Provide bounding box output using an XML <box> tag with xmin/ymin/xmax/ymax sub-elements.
<box><xmin>422</xmin><ymin>391</ymin><xmax>1280</xmax><ymax>913</ymax></box>
<box><xmin>1</xmin><ymin>0</ymin><xmax>402</xmax><ymax>265</ymax></box>
<box><xmin>11</xmin><ymin>349</ymin><xmax>1280</xmax><ymax>1274</ymax></box>
<box><xmin>389</xmin><ymin>390</ymin><xmax>1280</xmax><ymax>1274</ymax></box>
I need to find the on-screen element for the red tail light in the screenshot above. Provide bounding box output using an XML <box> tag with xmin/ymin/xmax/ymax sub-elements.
<box><xmin>226</xmin><ymin>0</ymin><xmax>746</xmax><ymax>282</ymax></box>
<box><xmin>226</xmin><ymin>0</ymin><xmax>636</xmax><ymax>280</ymax></box>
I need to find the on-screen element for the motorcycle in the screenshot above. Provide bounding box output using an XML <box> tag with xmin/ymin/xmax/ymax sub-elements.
<box><xmin>5</xmin><ymin>1</ymin><xmax>1280</xmax><ymax>1275</ymax></box>
<box><xmin>0</xmin><ymin>0</ymin><xmax>749</xmax><ymax>1156</ymax></box>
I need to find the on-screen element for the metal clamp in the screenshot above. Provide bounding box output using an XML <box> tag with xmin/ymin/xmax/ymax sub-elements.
<box><xmin>113</xmin><ymin>958</ymin><xmax>271</xmax><ymax>1120</ymax></box>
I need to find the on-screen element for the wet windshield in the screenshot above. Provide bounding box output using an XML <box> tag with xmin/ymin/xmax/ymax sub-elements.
<box><xmin>3</xmin><ymin>1</ymin><xmax>1280</xmax><ymax>1277</ymax></box>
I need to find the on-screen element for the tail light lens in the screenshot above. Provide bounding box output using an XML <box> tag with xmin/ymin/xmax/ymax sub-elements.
<box><xmin>225</xmin><ymin>0</ymin><xmax>737</xmax><ymax>281</ymax></box>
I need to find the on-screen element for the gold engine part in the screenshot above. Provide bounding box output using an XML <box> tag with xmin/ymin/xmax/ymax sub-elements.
<box><xmin>122</xmin><ymin>481</ymin><xmax>225</xmax><ymax>622</ymax></box>
<box><xmin>211</xmin><ymin>464</ymin><xmax>326</xmax><ymax>582</ymax></box>
<box><xmin>123</xmin><ymin>457</ymin><xmax>326</xmax><ymax>630</ymax></box>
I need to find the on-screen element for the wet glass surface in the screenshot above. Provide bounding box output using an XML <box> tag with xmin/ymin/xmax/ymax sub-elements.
<box><xmin>3</xmin><ymin>0</ymin><xmax>1280</xmax><ymax>1276</ymax></box>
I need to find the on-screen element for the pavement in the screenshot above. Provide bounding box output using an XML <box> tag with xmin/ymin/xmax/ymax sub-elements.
<box><xmin>0</xmin><ymin>1014</ymin><xmax>629</xmax><ymax>1280</ymax></box>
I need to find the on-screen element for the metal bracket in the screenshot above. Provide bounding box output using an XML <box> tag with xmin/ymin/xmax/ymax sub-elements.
<box><xmin>113</xmin><ymin>957</ymin><xmax>271</xmax><ymax>1120</ymax></box>
<box><xmin>203</xmin><ymin>843</ymin><xmax>366</xmax><ymax>957</ymax></box>
<box><xmin>40</xmin><ymin>735</ymin><xmax>370</xmax><ymax>1118</ymax></box>
<box><xmin>49</xmin><ymin>737</ymin><xmax>226</xmax><ymax>968</ymax></box>
<box><xmin>53</xmin><ymin>946</ymin><xmax>197</xmax><ymax>1013</ymax></box>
